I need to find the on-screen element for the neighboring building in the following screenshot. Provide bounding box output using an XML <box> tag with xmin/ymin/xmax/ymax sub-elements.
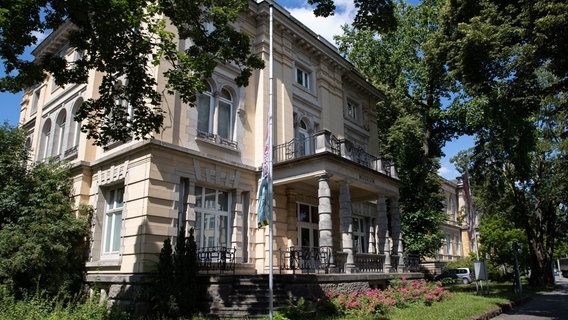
<box><xmin>18</xmin><ymin>0</ymin><xmax>413</xmax><ymax>312</ymax></box>
<box><xmin>421</xmin><ymin>176</ymin><xmax>480</xmax><ymax>275</ymax></box>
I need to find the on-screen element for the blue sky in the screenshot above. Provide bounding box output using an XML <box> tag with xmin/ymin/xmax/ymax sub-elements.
<box><xmin>0</xmin><ymin>0</ymin><xmax>472</xmax><ymax>180</ymax></box>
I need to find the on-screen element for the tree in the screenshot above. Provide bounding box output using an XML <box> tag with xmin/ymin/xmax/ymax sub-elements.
<box><xmin>0</xmin><ymin>123</ymin><xmax>88</xmax><ymax>299</ymax></box>
<box><xmin>441</xmin><ymin>0</ymin><xmax>568</xmax><ymax>286</ymax></box>
<box><xmin>0</xmin><ymin>0</ymin><xmax>264</xmax><ymax>146</ymax></box>
<box><xmin>149</xmin><ymin>227</ymin><xmax>198</xmax><ymax>318</ymax></box>
<box><xmin>0</xmin><ymin>1</ymin><xmax>397</xmax><ymax>147</ymax></box>
<box><xmin>335</xmin><ymin>0</ymin><xmax>464</xmax><ymax>257</ymax></box>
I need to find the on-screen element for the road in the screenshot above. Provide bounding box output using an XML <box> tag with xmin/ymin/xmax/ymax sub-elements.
<box><xmin>491</xmin><ymin>275</ymin><xmax>568</xmax><ymax>320</ymax></box>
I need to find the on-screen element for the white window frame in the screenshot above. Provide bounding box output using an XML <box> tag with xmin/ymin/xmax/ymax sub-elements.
<box><xmin>197</xmin><ymin>85</ymin><xmax>235</xmax><ymax>142</ymax></box>
<box><xmin>295</xmin><ymin>67</ymin><xmax>311</xmax><ymax>90</ymax></box>
<box><xmin>102</xmin><ymin>186</ymin><xmax>124</xmax><ymax>257</ymax></box>
<box><xmin>347</xmin><ymin>98</ymin><xmax>360</xmax><ymax>121</ymax></box>
<box><xmin>54</xmin><ymin>109</ymin><xmax>66</xmax><ymax>157</ymax></box>
<box><xmin>297</xmin><ymin>203</ymin><xmax>319</xmax><ymax>249</ymax></box>
<box><xmin>194</xmin><ymin>187</ymin><xmax>232</xmax><ymax>249</ymax></box>
<box><xmin>30</xmin><ymin>88</ymin><xmax>41</xmax><ymax>114</ymax></box>
<box><xmin>449</xmin><ymin>197</ymin><xmax>456</xmax><ymax>221</ymax></box>
<box><xmin>352</xmin><ymin>216</ymin><xmax>366</xmax><ymax>254</ymax></box>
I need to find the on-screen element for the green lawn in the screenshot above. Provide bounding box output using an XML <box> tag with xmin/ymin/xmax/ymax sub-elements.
<box><xmin>386</xmin><ymin>281</ymin><xmax>538</xmax><ymax>320</ymax></box>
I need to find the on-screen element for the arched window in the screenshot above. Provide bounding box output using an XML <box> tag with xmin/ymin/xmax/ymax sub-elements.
<box><xmin>69</xmin><ymin>98</ymin><xmax>83</xmax><ymax>151</ymax></box>
<box><xmin>39</xmin><ymin>119</ymin><xmax>52</xmax><ymax>160</ymax></box>
<box><xmin>295</xmin><ymin>118</ymin><xmax>310</xmax><ymax>156</ymax></box>
<box><xmin>196</xmin><ymin>83</ymin><xmax>236</xmax><ymax>144</ymax></box>
<box><xmin>53</xmin><ymin>109</ymin><xmax>67</xmax><ymax>157</ymax></box>
<box><xmin>449</xmin><ymin>197</ymin><xmax>456</xmax><ymax>221</ymax></box>
<box><xmin>217</xmin><ymin>88</ymin><xmax>233</xmax><ymax>140</ymax></box>
<box><xmin>197</xmin><ymin>82</ymin><xmax>214</xmax><ymax>135</ymax></box>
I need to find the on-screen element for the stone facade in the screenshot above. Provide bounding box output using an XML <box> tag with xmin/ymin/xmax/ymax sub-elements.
<box><xmin>18</xmin><ymin>0</ymin><xmax>410</xmax><ymax>310</ymax></box>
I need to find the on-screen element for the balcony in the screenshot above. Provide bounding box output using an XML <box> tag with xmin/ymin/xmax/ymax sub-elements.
<box><xmin>273</xmin><ymin>130</ymin><xmax>396</xmax><ymax>178</ymax></box>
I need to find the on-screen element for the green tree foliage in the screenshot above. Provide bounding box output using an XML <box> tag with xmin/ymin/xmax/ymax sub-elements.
<box><xmin>0</xmin><ymin>1</ymin><xmax>399</xmax><ymax>147</ymax></box>
<box><xmin>0</xmin><ymin>123</ymin><xmax>88</xmax><ymax>299</ymax></box>
<box><xmin>441</xmin><ymin>0</ymin><xmax>568</xmax><ymax>286</ymax></box>
<box><xmin>149</xmin><ymin>227</ymin><xmax>198</xmax><ymax>318</ymax></box>
<box><xmin>0</xmin><ymin>0</ymin><xmax>264</xmax><ymax>146</ymax></box>
<box><xmin>335</xmin><ymin>0</ymin><xmax>464</xmax><ymax>257</ymax></box>
<box><xmin>478</xmin><ymin>213</ymin><xmax>529</xmax><ymax>274</ymax></box>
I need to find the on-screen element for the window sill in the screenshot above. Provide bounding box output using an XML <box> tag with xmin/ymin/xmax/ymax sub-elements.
<box><xmin>86</xmin><ymin>258</ymin><xmax>121</xmax><ymax>268</ymax></box>
<box><xmin>195</xmin><ymin>133</ymin><xmax>239</xmax><ymax>153</ymax></box>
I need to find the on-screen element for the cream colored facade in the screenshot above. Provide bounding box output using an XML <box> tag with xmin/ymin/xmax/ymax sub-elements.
<box><xmin>422</xmin><ymin>177</ymin><xmax>480</xmax><ymax>274</ymax></box>
<box><xmin>18</xmin><ymin>0</ymin><xmax>407</xmax><ymax>287</ymax></box>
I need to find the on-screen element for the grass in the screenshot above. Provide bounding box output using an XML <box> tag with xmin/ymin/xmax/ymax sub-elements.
<box><xmin>387</xmin><ymin>280</ymin><xmax>541</xmax><ymax>320</ymax></box>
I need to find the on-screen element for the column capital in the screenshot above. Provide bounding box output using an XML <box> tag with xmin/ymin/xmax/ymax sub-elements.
<box><xmin>316</xmin><ymin>172</ymin><xmax>332</xmax><ymax>181</ymax></box>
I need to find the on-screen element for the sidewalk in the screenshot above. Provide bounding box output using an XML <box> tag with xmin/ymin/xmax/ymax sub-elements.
<box><xmin>488</xmin><ymin>275</ymin><xmax>568</xmax><ymax>320</ymax></box>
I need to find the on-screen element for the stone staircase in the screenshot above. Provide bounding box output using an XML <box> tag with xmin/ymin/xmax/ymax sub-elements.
<box><xmin>198</xmin><ymin>274</ymin><xmax>291</xmax><ymax>318</ymax></box>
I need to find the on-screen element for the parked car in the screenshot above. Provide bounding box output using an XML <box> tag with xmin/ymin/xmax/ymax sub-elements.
<box><xmin>434</xmin><ymin>268</ymin><xmax>473</xmax><ymax>284</ymax></box>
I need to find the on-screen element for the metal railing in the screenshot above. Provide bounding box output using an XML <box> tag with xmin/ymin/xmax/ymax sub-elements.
<box><xmin>197</xmin><ymin>246</ymin><xmax>236</xmax><ymax>274</ymax></box>
<box><xmin>273</xmin><ymin>130</ymin><xmax>395</xmax><ymax>177</ymax></box>
<box><xmin>196</xmin><ymin>130</ymin><xmax>238</xmax><ymax>149</ymax></box>
<box><xmin>279</xmin><ymin>246</ymin><xmax>331</xmax><ymax>274</ymax></box>
<box><xmin>354</xmin><ymin>253</ymin><xmax>385</xmax><ymax>273</ymax></box>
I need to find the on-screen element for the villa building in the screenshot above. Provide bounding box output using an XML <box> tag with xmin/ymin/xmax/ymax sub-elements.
<box><xmin>17</xmin><ymin>0</ymin><xmax>417</xmax><ymax>315</ymax></box>
<box><xmin>421</xmin><ymin>177</ymin><xmax>480</xmax><ymax>275</ymax></box>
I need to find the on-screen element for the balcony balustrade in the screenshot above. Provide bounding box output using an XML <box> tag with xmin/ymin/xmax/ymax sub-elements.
<box><xmin>273</xmin><ymin>130</ymin><xmax>396</xmax><ymax>177</ymax></box>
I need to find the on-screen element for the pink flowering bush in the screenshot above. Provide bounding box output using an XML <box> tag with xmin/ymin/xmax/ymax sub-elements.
<box><xmin>327</xmin><ymin>278</ymin><xmax>453</xmax><ymax>318</ymax></box>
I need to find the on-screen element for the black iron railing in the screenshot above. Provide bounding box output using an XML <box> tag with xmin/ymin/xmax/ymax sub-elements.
<box><xmin>197</xmin><ymin>246</ymin><xmax>236</xmax><ymax>274</ymax></box>
<box><xmin>279</xmin><ymin>246</ymin><xmax>331</xmax><ymax>274</ymax></box>
<box><xmin>273</xmin><ymin>130</ymin><xmax>395</xmax><ymax>177</ymax></box>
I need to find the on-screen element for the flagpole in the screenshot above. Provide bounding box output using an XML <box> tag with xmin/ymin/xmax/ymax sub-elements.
<box><xmin>268</xmin><ymin>4</ymin><xmax>274</xmax><ymax>320</ymax></box>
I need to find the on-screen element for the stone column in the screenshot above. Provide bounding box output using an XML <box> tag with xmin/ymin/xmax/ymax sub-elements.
<box><xmin>317</xmin><ymin>173</ymin><xmax>333</xmax><ymax>253</ymax></box>
<box><xmin>368</xmin><ymin>218</ymin><xmax>376</xmax><ymax>254</ymax></box>
<box><xmin>231</xmin><ymin>190</ymin><xmax>243</xmax><ymax>262</ymax></box>
<box><xmin>377</xmin><ymin>195</ymin><xmax>390</xmax><ymax>271</ymax></box>
<box><xmin>390</xmin><ymin>197</ymin><xmax>404</xmax><ymax>271</ymax></box>
<box><xmin>339</xmin><ymin>180</ymin><xmax>355</xmax><ymax>271</ymax></box>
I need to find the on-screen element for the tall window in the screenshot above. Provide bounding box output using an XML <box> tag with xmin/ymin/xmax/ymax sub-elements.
<box><xmin>103</xmin><ymin>186</ymin><xmax>124</xmax><ymax>256</ymax></box>
<box><xmin>297</xmin><ymin>203</ymin><xmax>318</xmax><ymax>249</ymax></box>
<box><xmin>30</xmin><ymin>89</ymin><xmax>40</xmax><ymax>114</ymax></box>
<box><xmin>197</xmin><ymin>84</ymin><xmax>235</xmax><ymax>142</ymax></box>
<box><xmin>54</xmin><ymin>110</ymin><xmax>66</xmax><ymax>157</ymax></box>
<box><xmin>352</xmin><ymin>216</ymin><xmax>366</xmax><ymax>253</ymax></box>
<box><xmin>295</xmin><ymin>119</ymin><xmax>310</xmax><ymax>156</ymax></box>
<box><xmin>40</xmin><ymin>120</ymin><xmax>52</xmax><ymax>160</ymax></box>
<box><xmin>347</xmin><ymin>99</ymin><xmax>359</xmax><ymax>121</ymax></box>
<box><xmin>194</xmin><ymin>187</ymin><xmax>231</xmax><ymax>248</ymax></box>
<box><xmin>446</xmin><ymin>235</ymin><xmax>452</xmax><ymax>255</ymax></box>
<box><xmin>295</xmin><ymin>67</ymin><xmax>310</xmax><ymax>89</ymax></box>
<box><xmin>68</xmin><ymin>99</ymin><xmax>82</xmax><ymax>152</ymax></box>
<box><xmin>449</xmin><ymin>197</ymin><xmax>456</xmax><ymax>221</ymax></box>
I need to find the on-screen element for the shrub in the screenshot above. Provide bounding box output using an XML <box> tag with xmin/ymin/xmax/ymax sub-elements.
<box><xmin>327</xmin><ymin>278</ymin><xmax>453</xmax><ymax>319</ymax></box>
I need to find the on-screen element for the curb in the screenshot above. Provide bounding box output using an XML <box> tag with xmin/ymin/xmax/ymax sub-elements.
<box><xmin>467</xmin><ymin>297</ymin><xmax>533</xmax><ymax>320</ymax></box>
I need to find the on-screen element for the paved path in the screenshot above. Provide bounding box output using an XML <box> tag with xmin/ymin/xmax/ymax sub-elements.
<box><xmin>491</xmin><ymin>276</ymin><xmax>568</xmax><ymax>320</ymax></box>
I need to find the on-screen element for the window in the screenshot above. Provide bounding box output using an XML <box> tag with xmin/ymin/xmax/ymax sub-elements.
<box><xmin>446</xmin><ymin>235</ymin><xmax>452</xmax><ymax>255</ymax></box>
<box><xmin>30</xmin><ymin>89</ymin><xmax>40</xmax><ymax>114</ymax></box>
<box><xmin>297</xmin><ymin>203</ymin><xmax>318</xmax><ymax>249</ymax></box>
<box><xmin>66</xmin><ymin>99</ymin><xmax>82</xmax><ymax>157</ymax></box>
<box><xmin>103</xmin><ymin>186</ymin><xmax>124</xmax><ymax>256</ymax></box>
<box><xmin>53</xmin><ymin>110</ymin><xmax>66</xmax><ymax>157</ymax></box>
<box><xmin>295</xmin><ymin>119</ymin><xmax>310</xmax><ymax>156</ymax></box>
<box><xmin>449</xmin><ymin>197</ymin><xmax>456</xmax><ymax>221</ymax></box>
<box><xmin>39</xmin><ymin>120</ymin><xmax>52</xmax><ymax>160</ymax></box>
<box><xmin>347</xmin><ymin>99</ymin><xmax>359</xmax><ymax>121</ymax></box>
<box><xmin>194</xmin><ymin>187</ymin><xmax>231</xmax><ymax>248</ymax></box>
<box><xmin>295</xmin><ymin>67</ymin><xmax>310</xmax><ymax>90</ymax></box>
<box><xmin>197</xmin><ymin>84</ymin><xmax>235</xmax><ymax>145</ymax></box>
<box><xmin>352</xmin><ymin>217</ymin><xmax>366</xmax><ymax>253</ymax></box>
